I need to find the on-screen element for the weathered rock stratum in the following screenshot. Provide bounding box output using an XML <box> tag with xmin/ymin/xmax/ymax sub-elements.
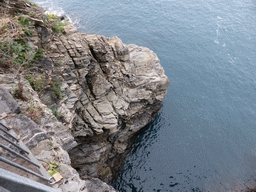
<box><xmin>67</xmin><ymin>34</ymin><xmax>170</xmax><ymax>181</ymax></box>
<box><xmin>0</xmin><ymin>0</ymin><xmax>170</xmax><ymax>190</ymax></box>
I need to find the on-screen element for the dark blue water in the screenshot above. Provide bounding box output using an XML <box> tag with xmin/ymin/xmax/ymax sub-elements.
<box><xmin>33</xmin><ymin>0</ymin><xmax>256</xmax><ymax>191</ymax></box>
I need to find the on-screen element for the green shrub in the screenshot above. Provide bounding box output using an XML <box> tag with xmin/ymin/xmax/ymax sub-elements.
<box><xmin>1</xmin><ymin>23</ymin><xmax>8</xmax><ymax>32</ymax></box>
<box><xmin>51</xmin><ymin>81</ymin><xmax>62</xmax><ymax>99</ymax></box>
<box><xmin>45</xmin><ymin>13</ymin><xmax>68</xmax><ymax>33</ymax></box>
<box><xmin>29</xmin><ymin>12</ymin><xmax>34</xmax><ymax>17</ymax></box>
<box><xmin>54</xmin><ymin>60</ymin><xmax>61</xmax><ymax>67</ymax></box>
<box><xmin>38</xmin><ymin>159</ymin><xmax>59</xmax><ymax>176</ymax></box>
<box><xmin>47</xmin><ymin>160</ymin><xmax>59</xmax><ymax>176</ymax></box>
<box><xmin>46</xmin><ymin>14</ymin><xmax>56</xmax><ymax>19</ymax></box>
<box><xmin>0</xmin><ymin>39</ymin><xmax>34</xmax><ymax>69</ymax></box>
<box><xmin>33</xmin><ymin>48</ymin><xmax>44</xmax><ymax>62</ymax></box>
<box><xmin>48</xmin><ymin>106</ymin><xmax>59</xmax><ymax>117</ymax></box>
<box><xmin>25</xmin><ymin>30</ymin><xmax>32</xmax><ymax>36</ymax></box>
<box><xmin>52</xmin><ymin>20</ymin><xmax>66</xmax><ymax>33</ymax></box>
<box><xmin>25</xmin><ymin>74</ymin><xmax>45</xmax><ymax>91</ymax></box>
<box><xmin>18</xmin><ymin>17</ymin><xmax>31</xmax><ymax>26</ymax></box>
<box><xmin>18</xmin><ymin>16</ymin><xmax>33</xmax><ymax>37</ymax></box>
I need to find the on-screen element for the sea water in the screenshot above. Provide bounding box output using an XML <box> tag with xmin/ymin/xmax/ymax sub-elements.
<box><xmin>32</xmin><ymin>0</ymin><xmax>256</xmax><ymax>191</ymax></box>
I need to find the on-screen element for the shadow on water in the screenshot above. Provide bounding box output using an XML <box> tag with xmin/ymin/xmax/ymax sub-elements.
<box><xmin>129</xmin><ymin>113</ymin><xmax>163</xmax><ymax>155</ymax></box>
<box><xmin>112</xmin><ymin>109</ymin><xmax>207</xmax><ymax>192</ymax></box>
<box><xmin>112</xmin><ymin>113</ymin><xmax>163</xmax><ymax>192</ymax></box>
<box><xmin>112</xmin><ymin>100</ymin><xmax>256</xmax><ymax>192</ymax></box>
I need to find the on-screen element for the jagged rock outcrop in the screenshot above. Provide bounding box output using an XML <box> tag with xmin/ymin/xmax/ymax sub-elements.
<box><xmin>0</xmin><ymin>0</ymin><xmax>170</xmax><ymax>187</ymax></box>
<box><xmin>38</xmin><ymin>24</ymin><xmax>169</xmax><ymax>181</ymax></box>
<box><xmin>64</xmin><ymin>33</ymin><xmax>170</xmax><ymax>182</ymax></box>
<box><xmin>41</xmin><ymin>28</ymin><xmax>168</xmax><ymax>182</ymax></box>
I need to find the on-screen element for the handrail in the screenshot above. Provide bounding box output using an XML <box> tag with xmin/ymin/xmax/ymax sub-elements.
<box><xmin>0</xmin><ymin>120</ymin><xmax>60</xmax><ymax>190</ymax></box>
<box><xmin>0</xmin><ymin>168</ymin><xmax>61</xmax><ymax>192</ymax></box>
<box><xmin>0</xmin><ymin>156</ymin><xmax>50</xmax><ymax>182</ymax></box>
<box><xmin>0</xmin><ymin>134</ymin><xmax>29</xmax><ymax>154</ymax></box>
<box><xmin>0</xmin><ymin>143</ymin><xmax>40</xmax><ymax>168</ymax></box>
<box><xmin>0</xmin><ymin>124</ymin><xmax>18</xmax><ymax>141</ymax></box>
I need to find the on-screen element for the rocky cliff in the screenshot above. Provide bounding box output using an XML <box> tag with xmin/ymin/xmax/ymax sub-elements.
<box><xmin>0</xmin><ymin>0</ymin><xmax>170</xmax><ymax>191</ymax></box>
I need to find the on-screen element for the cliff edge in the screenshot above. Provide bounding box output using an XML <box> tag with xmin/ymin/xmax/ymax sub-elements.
<box><xmin>0</xmin><ymin>0</ymin><xmax>170</xmax><ymax>191</ymax></box>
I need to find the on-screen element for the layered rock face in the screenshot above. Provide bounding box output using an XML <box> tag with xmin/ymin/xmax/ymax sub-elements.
<box><xmin>59</xmin><ymin>32</ymin><xmax>170</xmax><ymax>182</ymax></box>
<box><xmin>39</xmin><ymin>27</ymin><xmax>170</xmax><ymax>181</ymax></box>
<box><xmin>0</xmin><ymin>0</ymin><xmax>170</xmax><ymax>186</ymax></box>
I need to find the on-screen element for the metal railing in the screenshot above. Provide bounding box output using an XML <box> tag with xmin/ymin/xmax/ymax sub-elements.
<box><xmin>0</xmin><ymin>121</ymin><xmax>61</xmax><ymax>192</ymax></box>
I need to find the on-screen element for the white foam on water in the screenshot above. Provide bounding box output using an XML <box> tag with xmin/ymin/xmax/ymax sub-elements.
<box><xmin>34</xmin><ymin>0</ymin><xmax>49</xmax><ymax>5</ymax></box>
<box><xmin>45</xmin><ymin>7</ymin><xmax>65</xmax><ymax>17</ymax></box>
<box><xmin>32</xmin><ymin>0</ymin><xmax>79</xmax><ymax>24</ymax></box>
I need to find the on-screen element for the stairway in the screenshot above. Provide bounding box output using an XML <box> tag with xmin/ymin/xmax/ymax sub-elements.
<box><xmin>0</xmin><ymin>121</ymin><xmax>61</xmax><ymax>192</ymax></box>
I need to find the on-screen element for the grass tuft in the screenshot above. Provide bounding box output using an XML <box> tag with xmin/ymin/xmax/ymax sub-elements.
<box><xmin>33</xmin><ymin>48</ymin><xmax>44</xmax><ymax>62</ymax></box>
<box><xmin>18</xmin><ymin>16</ymin><xmax>33</xmax><ymax>37</ymax></box>
<box><xmin>51</xmin><ymin>81</ymin><xmax>62</xmax><ymax>99</ymax></box>
<box><xmin>52</xmin><ymin>20</ymin><xmax>66</xmax><ymax>33</ymax></box>
<box><xmin>45</xmin><ymin>13</ymin><xmax>67</xmax><ymax>33</ymax></box>
<box><xmin>48</xmin><ymin>106</ymin><xmax>59</xmax><ymax>117</ymax></box>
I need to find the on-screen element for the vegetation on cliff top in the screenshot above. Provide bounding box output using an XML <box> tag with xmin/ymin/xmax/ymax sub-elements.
<box><xmin>0</xmin><ymin>0</ymin><xmax>66</xmax><ymax>119</ymax></box>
